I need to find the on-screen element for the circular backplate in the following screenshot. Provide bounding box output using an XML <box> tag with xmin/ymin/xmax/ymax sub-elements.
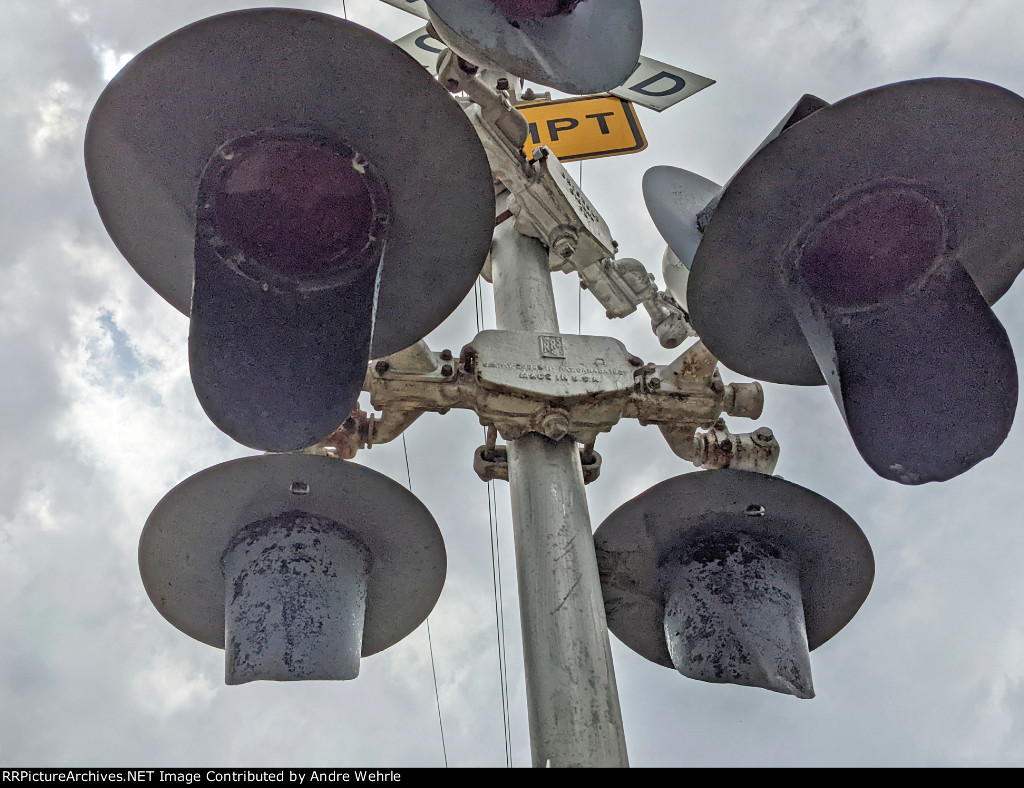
<box><xmin>426</xmin><ymin>0</ymin><xmax>642</xmax><ymax>95</ymax></box>
<box><xmin>139</xmin><ymin>454</ymin><xmax>447</xmax><ymax>657</ymax></box>
<box><xmin>643</xmin><ymin>166</ymin><xmax>721</xmax><ymax>271</ymax></box>
<box><xmin>688</xmin><ymin>78</ymin><xmax>1024</xmax><ymax>385</ymax></box>
<box><xmin>85</xmin><ymin>9</ymin><xmax>495</xmax><ymax>358</ymax></box>
<box><xmin>595</xmin><ymin>470</ymin><xmax>874</xmax><ymax>669</ymax></box>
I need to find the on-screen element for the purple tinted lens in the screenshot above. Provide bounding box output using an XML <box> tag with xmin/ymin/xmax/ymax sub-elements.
<box><xmin>491</xmin><ymin>0</ymin><xmax>583</xmax><ymax>20</ymax></box>
<box><xmin>798</xmin><ymin>189</ymin><xmax>946</xmax><ymax>308</ymax></box>
<box><xmin>209</xmin><ymin>138</ymin><xmax>376</xmax><ymax>280</ymax></box>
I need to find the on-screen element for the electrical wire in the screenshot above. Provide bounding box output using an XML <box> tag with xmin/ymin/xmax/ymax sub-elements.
<box><xmin>341</xmin><ymin>0</ymin><xmax>348</xmax><ymax>19</ymax></box>
<box><xmin>475</xmin><ymin>279</ymin><xmax>484</xmax><ymax>334</ymax></box>
<box><xmin>425</xmin><ymin>620</ymin><xmax>448</xmax><ymax>768</ymax></box>
<box><xmin>475</xmin><ymin>278</ymin><xmax>514</xmax><ymax>768</ymax></box>
<box><xmin>402</xmin><ymin>435</ymin><xmax>449</xmax><ymax>768</ymax></box>
<box><xmin>487</xmin><ymin>479</ymin><xmax>513</xmax><ymax>767</ymax></box>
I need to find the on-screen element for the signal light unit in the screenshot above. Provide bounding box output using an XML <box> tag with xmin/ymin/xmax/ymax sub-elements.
<box><xmin>85</xmin><ymin>8</ymin><xmax>496</xmax><ymax>452</ymax></box>
<box><xmin>424</xmin><ymin>0</ymin><xmax>643</xmax><ymax>95</ymax></box>
<box><xmin>595</xmin><ymin>470</ymin><xmax>875</xmax><ymax>699</ymax></box>
<box><xmin>648</xmin><ymin>78</ymin><xmax>1024</xmax><ymax>485</ymax></box>
<box><xmin>139</xmin><ymin>454</ymin><xmax>447</xmax><ymax>685</ymax></box>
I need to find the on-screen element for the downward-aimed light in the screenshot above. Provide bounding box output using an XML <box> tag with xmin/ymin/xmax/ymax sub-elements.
<box><xmin>595</xmin><ymin>470</ymin><xmax>874</xmax><ymax>699</ymax></box>
<box><xmin>84</xmin><ymin>9</ymin><xmax>495</xmax><ymax>452</ymax></box>
<box><xmin>424</xmin><ymin>0</ymin><xmax>642</xmax><ymax>95</ymax></box>
<box><xmin>648</xmin><ymin>78</ymin><xmax>1024</xmax><ymax>485</ymax></box>
<box><xmin>188</xmin><ymin>130</ymin><xmax>391</xmax><ymax>451</ymax></box>
<box><xmin>139</xmin><ymin>455</ymin><xmax>447</xmax><ymax>685</ymax></box>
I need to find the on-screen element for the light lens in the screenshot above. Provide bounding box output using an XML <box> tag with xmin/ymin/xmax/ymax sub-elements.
<box><xmin>490</xmin><ymin>0</ymin><xmax>583</xmax><ymax>20</ymax></box>
<box><xmin>796</xmin><ymin>187</ymin><xmax>947</xmax><ymax>309</ymax></box>
<box><xmin>202</xmin><ymin>135</ymin><xmax>385</xmax><ymax>283</ymax></box>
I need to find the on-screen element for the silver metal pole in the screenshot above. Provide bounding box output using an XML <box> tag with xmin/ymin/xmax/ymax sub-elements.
<box><xmin>490</xmin><ymin>219</ymin><xmax>630</xmax><ymax>768</ymax></box>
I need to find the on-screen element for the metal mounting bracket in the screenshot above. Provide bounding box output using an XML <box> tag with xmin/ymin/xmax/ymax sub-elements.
<box><xmin>441</xmin><ymin>53</ymin><xmax>695</xmax><ymax>348</ymax></box>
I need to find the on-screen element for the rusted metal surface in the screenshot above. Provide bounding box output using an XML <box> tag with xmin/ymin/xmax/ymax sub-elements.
<box><xmin>473</xmin><ymin>442</ymin><xmax>602</xmax><ymax>484</ymax></box>
<box><xmin>425</xmin><ymin>0</ymin><xmax>642</xmax><ymax>95</ymax></box>
<box><xmin>686</xmin><ymin>422</ymin><xmax>781</xmax><ymax>474</ymax></box>
<box><xmin>662</xmin><ymin>533</ymin><xmax>814</xmax><ymax>699</ymax></box>
<box><xmin>138</xmin><ymin>454</ymin><xmax>446</xmax><ymax>678</ymax></box>
<box><xmin>223</xmin><ymin>513</ymin><xmax>371</xmax><ymax>685</ymax></box>
<box><xmin>469</xmin><ymin>330</ymin><xmax>634</xmax><ymax>443</ymax></box>
<box><xmin>317</xmin><ymin>330</ymin><xmax>770</xmax><ymax>477</ymax></box>
<box><xmin>594</xmin><ymin>470</ymin><xmax>874</xmax><ymax>681</ymax></box>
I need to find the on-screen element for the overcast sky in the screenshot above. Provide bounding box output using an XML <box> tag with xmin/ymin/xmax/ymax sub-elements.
<box><xmin>4</xmin><ymin>0</ymin><xmax>1024</xmax><ymax>769</ymax></box>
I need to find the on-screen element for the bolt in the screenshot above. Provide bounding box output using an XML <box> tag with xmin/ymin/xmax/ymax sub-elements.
<box><xmin>375</xmin><ymin>360</ymin><xmax>390</xmax><ymax>375</ymax></box>
<box><xmin>461</xmin><ymin>345</ymin><xmax>478</xmax><ymax>373</ymax></box>
<box><xmin>552</xmin><ymin>236</ymin><xmax>576</xmax><ymax>259</ymax></box>
<box><xmin>441</xmin><ymin>364</ymin><xmax>454</xmax><ymax>378</ymax></box>
<box><xmin>628</xmin><ymin>356</ymin><xmax>644</xmax><ymax>368</ymax></box>
<box><xmin>754</xmin><ymin>427</ymin><xmax>775</xmax><ymax>445</ymax></box>
<box><xmin>440</xmin><ymin>349</ymin><xmax>453</xmax><ymax>361</ymax></box>
<box><xmin>711</xmin><ymin>379</ymin><xmax>725</xmax><ymax>394</ymax></box>
<box><xmin>649</xmin><ymin>377</ymin><xmax>662</xmax><ymax>390</ymax></box>
<box><xmin>541</xmin><ymin>412</ymin><xmax>571</xmax><ymax>442</ymax></box>
<box><xmin>445</xmin><ymin>78</ymin><xmax>460</xmax><ymax>92</ymax></box>
<box><xmin>496</xmin><ymin>77</ymin><xmax>510</xmax><ymax>91</ymax></box>
<box><xmin>342</xmin><ymin>417</ymin><xmax>357</xmax><ymax>430</ymax></box>
<box><xmin>290</xmin><ymin>481</ymin><xmax>311</xmax><ymax>496</ymax></box>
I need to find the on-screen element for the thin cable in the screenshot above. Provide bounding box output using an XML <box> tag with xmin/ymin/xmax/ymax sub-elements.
<box><xmin>402</xmin><ymin>434</ymin><xmax>414</xmax><ymax>491</ymax></box>
<box><xmin>487</xmin><ymin>480</ymin><xmax>513</xmax><ymax>766</ymax></box>
<box><xmin>475</xmin><ymin>277</ymin><xmax>513</xmax><ymax>767</ymax></box>
<box><xmin>425</xmin><ymin>620</ymin><xmax>449</xmax><ymax>768</ymax></box>
<box><xmin>341</xmin><ymin>0</ymin><xmax>348</xmax><ymax>19</ymax></box>
<box><xmin>402</xmin><ymin>435</ymin><xmax>448</xmax><ymax>768</ymax></box>
<box><xmin>474</xmin><ymin>279</ymin><xmax>485</xmax><ymax>334</ymax></box>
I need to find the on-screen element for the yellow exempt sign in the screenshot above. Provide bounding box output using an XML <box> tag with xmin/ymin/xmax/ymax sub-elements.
<box><xmin>518</xmin><ymin>95</ymin><xmax>648</xmax><ymax>163</ymax></box>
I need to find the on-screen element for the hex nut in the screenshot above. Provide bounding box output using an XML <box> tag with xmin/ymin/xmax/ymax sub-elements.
<box><xmin>541</xmin><ymin>412</ymin><xmax>571</xmax><ymax>442</ymax></box>
<box><xmin>754</xmin><ymin>427</ymin><xmax>776</xmax><ymax>445</ymax></box>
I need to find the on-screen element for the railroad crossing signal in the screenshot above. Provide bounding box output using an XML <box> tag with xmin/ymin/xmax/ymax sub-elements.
<box><xmin>80</xmin><ymin>0</ymin><xmax>1024</xmax><ymax>769</ymax></box>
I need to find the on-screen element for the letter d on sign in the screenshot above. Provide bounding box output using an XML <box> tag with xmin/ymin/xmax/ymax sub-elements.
<box><xmin>611</xmin><ymin>55</ymin><xmax>715</xmax><ymax>112</ymax></box>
